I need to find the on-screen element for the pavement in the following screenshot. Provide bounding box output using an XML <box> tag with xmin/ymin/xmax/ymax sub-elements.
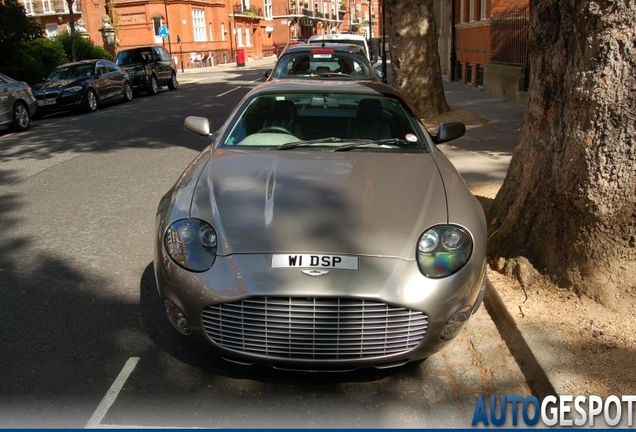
<box><xmin>181</xmin><ymin>55</ymin><xmax>564</xmax><ymax>400</ymax></box>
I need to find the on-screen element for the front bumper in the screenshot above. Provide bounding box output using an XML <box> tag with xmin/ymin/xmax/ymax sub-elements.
<box><xmin>154</xmin><ymin>248</ymin><xmax>486</xmax><ymax>371</ymax></box>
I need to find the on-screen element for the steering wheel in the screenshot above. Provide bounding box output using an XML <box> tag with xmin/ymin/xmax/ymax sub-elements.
<box><xmin>258</xmin><ymin>126</ymin><xmax>293</xmax><ymax>135</ymax></box>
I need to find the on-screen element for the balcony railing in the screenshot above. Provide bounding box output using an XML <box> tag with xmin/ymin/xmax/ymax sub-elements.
<box><xmin>233</xmin><ymin>3</ymin><xmax>263</xmax><ymax>17</ymax></box>
<box><xmin>23</xmin><ymin>0</ymin><xmax>80</xmax><ymax>16</ymax></box>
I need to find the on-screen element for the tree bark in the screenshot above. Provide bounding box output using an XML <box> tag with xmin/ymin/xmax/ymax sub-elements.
<box><xmin>488</xmin><ymin>0</ymin><xmax>636</xmax><ymax>308</ymax></box>
<box><xmin>67</xmin><ymin>0</ymin><xmax>76</xmax><ymax>61</ymax></box>
<box><xmin>385</xmin><ymin>0</ymin><xmax>450</xmax><ymax>118</ymax></box>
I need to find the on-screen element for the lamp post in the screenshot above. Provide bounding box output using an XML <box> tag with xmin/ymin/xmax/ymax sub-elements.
<box><xmin>367</xmin><ymin>0</ymin><xmax>372</xmax><ymax>59</ymax></box>
<box><xmin>99</xmin><ymin>15</ymin><xmax>116</xmax><ymax>56</ymax></box>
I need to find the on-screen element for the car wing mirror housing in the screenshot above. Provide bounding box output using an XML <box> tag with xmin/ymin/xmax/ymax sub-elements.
<box><xmin>264</xmin><ymin>69</ymin><xmax>272</xmax><ymax>78</ymax></box>
<box><xmin>184</xmin><ymin>116</ymin><xmax>212</xmax><ymax>137</ymax></box>
<box><xmin>433</xmin><ymin>121</ymin><xmax>466</xmax><ymax>143</ymax></box>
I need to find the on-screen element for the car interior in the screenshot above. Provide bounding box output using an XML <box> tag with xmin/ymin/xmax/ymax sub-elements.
<box><xmin>224</xmin><ymin>93</ymin><xmax>420</xmax><ymax>148</ymax></box>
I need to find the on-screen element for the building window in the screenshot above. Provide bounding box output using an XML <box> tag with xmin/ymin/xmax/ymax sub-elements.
<box><xmin>245</xmin><ymin>26</ymin><xmax>251</xmax><ymax>46</ymax></box>
<box><xmin>264</xmin><ymin>0</ymin><xmax>272</xmax><ymax>20</ymax></box>
<box><xmin>45</xmin><ymin>23</ymin><xmax>58</xmax><ymax>37</ymax></box>
<box><xmin>459</xmin><ymin>0</ymin><xmax>465</xmax><ymax>23</ymax></box>
<box><xmin>477</xmin><ymin>64</ymin><xmax>484</xmax><ymax>86</ymax></box>
<box><xmin>192</xmin><ymin>9</ymin><xmax>206</xmax><ymax>42</ymax></box>
<box><xmin>152</xmin><ymin>16</ymin><xmax>163</xmax><ymax>44</ymax></box>
<box><xmin>480</xmin><ymin>0</ymin><xmax>487</xmax><ymax>19</ymax></box>
<box><xmin>209</xmin><ymin>23</ymin><xmax>213</xmax><ymax>41</ymax></box>
<box><xmin>456</xmin><ymin>61</ymin><xmax>462</xmax><ymax>81</ymax></box>
<box><xmin>466</xmin><ymin>63</ymin><xmax>473</xmax><ymax>85</ymax></box>
<box><xmin>237</xmin><ymin>25</ymin><xmax>243</xmax><ymax>46</ymax></box>
<box><xmin>42</xmin><ymin>0</ymin><xmax>53</xmax><ymax>13</ymax></box>
<box><xmin>469</xmin><ymin>0</ymin><xmax>474</xmax><ymax>21</ymax></box>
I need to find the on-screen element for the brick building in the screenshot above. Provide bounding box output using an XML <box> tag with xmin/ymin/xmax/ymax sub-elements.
<box><xmin>23</xmin><ymin>0</ymin><xmax>381</xmax><ymax>69</ymax></box>
<box><xmin>436</xmin><ymin>0</ymin><xmax>529</xmax><ymax>103</ymax></box>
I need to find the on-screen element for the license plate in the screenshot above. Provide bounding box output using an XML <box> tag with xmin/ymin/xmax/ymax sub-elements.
<box><xmin>271</xmin><ymin>254</ymin><xmax>358</xmax><ymax>270</ymax></box>
<box><xmin>37</xmin><ymin>99</ymin><xmax>55</xmax><ymax>106</ymax></box>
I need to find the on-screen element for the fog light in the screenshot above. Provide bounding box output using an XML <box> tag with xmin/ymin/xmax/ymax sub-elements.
<box><xmin>440</xmin><ymin>305</ymin><xmax>472</xmax><ymax>341</ymax></box>
<box><xmin>163</xmin><ymin>299</ymin><xmax>191</xmax><ymax>334</ymax></box>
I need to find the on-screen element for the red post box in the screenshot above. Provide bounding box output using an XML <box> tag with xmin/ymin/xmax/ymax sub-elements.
<box><xmin>236</xmin><ymin>48</ymin><xmax>246</xmax><ymax>67</ymax></box>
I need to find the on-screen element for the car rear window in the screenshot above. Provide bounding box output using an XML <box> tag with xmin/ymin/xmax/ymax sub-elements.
<box><xmin>271</xmin><ymin>51</ymin><xmax>374</xmax><ymax>79</ymax></box>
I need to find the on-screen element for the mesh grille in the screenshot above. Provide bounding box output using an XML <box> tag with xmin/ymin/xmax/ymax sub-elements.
<box><xmin>202</xmin><ymin>297</ymin><xmax>428</xmax><ymax>360</ymax></box>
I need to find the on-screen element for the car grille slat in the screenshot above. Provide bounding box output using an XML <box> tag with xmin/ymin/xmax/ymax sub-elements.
<box><xmin>202</xmin><ymin>297</ymin><xmax>428</xmax><ymax>360</ymax></box>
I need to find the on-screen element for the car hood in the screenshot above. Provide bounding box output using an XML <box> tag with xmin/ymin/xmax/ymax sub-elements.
<box><xmin>189</xmin><ymin>149</ymin><xmax>448</xmax><ymax>260</ymax></box>
<box><xmin>33</xmin><ymin>78</ymin><xmax>86</xmax><ymax>91</ymax></box>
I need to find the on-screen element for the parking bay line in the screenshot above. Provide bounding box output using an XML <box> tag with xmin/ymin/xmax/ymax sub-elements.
<box><xmin>85</xmin><ymin>356</ymin><xmax>139</xmax><ymax>428</ymax></box>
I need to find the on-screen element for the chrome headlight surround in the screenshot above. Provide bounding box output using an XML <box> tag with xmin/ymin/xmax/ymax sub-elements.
<box><xmin>417</xmin><ymin>225</ymin><xmax>473</xmax><ymax>278</ymax></box>
<box><xmin>62</xmin><ymin>86</ymin><xmax>83</xmax><ymax>95</ymax></box>
<box><xmin>164</xmin><ymin>219</ymin><xmax>217</xmax><ymax>272</ymax></box>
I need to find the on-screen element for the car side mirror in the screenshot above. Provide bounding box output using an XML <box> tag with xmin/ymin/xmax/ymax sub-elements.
<box><xmin>184</xmin><ymin>116</ymin><xmax>212</xmax><ymax>137</ymax></box>
<box><xmin>433</xmin><ymin>121</ymin><xmax>466</xmax><ymax>143</ymax></box>
<box><xmin>264</xmin><ymin>69</ymin><xmax>272</xmax><ymax>78</ymax></box>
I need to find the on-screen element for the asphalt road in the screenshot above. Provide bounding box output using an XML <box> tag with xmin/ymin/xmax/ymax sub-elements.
<box><xmin>0</xmin><ymin>67</ymin><xmax>530</xmax><ymax>428</ymax></box>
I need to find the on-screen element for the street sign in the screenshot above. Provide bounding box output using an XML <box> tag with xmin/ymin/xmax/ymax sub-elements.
<box><xmin>158</xmin><ymin>25</ymin><xmax>170</xmax><ymax>38</ymax></box>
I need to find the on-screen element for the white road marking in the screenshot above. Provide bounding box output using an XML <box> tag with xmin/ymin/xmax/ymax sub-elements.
<box><xmin>85</xmin><ymin>357</ymin><xmax>140</xmax><ymax>428</ymax></box>
<box><xmin>216</xmin><ymin>87</ymin><xmax>241</xmax><ymax>97</ymax></box>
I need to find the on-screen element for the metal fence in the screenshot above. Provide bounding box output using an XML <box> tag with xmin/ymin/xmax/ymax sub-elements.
<box><xmin>490</xmin><ymin>4</ymin><xmax>528</xmax><ymax>66</ymax></box>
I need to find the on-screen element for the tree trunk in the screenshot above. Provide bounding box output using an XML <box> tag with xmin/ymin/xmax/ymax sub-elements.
<box><xmin>385</xmin><ymin>0</ymin><xmax>450</xmax><ymax>118</ymax></box>
<box><xmin>488</xmin><ymin>0</ymin><xmax>636</xmax><ymax>309</ymax></box>
<box><xmin>67</xmin><ymin>0</ymin><xmax>76</xmax><ymax>61</ymax></box>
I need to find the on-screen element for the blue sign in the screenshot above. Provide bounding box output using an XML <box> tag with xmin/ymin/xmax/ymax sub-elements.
<box><xmin>158</xmin><ymin>25</ymin><xmax>170</xmax><ymax>38</ymax></box>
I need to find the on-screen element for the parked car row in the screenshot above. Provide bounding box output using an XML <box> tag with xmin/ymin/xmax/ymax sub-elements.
<box><xmin>1</xmin><ymin>46</ymin><xmax>178</xmax><ymax>132</ymax></box>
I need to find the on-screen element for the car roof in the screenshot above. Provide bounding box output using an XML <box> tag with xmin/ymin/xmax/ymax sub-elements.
<box><xmin>309</xmin><ymin>34</ymin><xmax>367</xmax><ymax>41</ymax></box>
<box><xmin>247</xmin><ymin>79</ymin><xmax>405</xmax><ymax>101</ymax></box>
<box><xmin>280</xmin><ymin>42</ymin><xmax>367</xmax><ymax>56</ymax></box>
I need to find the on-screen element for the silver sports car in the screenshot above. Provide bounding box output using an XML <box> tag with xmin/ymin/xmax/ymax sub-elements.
<box><xmin>154</xmin><ymin>80</ymin><xmax>488</xmax><ymax>371</ymax></box>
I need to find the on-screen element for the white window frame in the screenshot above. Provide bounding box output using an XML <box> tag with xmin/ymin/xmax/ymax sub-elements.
<box><xmin>459</xmin><ymin>0</ymin><xmax>465</xmax><ymax>23</ymax></box>
<box><xmin>237</xmin><ymin>25</ymin><xmax>243</xmax><ymax>47</ymax></box>
<box><xmin>264</xmin><ymin>0</ymin><xmax>272</xmax><ymax>20</ymax></box>
<box><xmin>480</xmin><ymin>0</ymin><xmax>487</xmax><ymax>19</ymax></box>
<box><xmin>192</xmin><ymin>8</ymin><xmax>206</xmax><ymax>42</ymax></box>
<box><xmin>221</xmin><ymin>23</ymin><xmax>226</xmax><ymax>41</ymax></box>
<box><xmin>469</xmin><ymin>0</ymin><xmax>474</xmax><ymax>21</ymax></box>
<box><xmin>152</xmin><ymin>16</ymin><xmax>163</xmax><ymax>44</ymax></box>
<box><xmin>41</xmin><ymin>0</ymin><xmax>53</xmax><ymax>13</ymax></box>
<box><xmin>245</xmin><ymin>26</ymin><xmax>251</xmax><ymax>46</ymax></box>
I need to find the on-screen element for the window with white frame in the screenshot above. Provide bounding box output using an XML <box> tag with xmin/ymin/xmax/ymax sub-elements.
<box><xmin>42</xmin><ymin>0</ymin><xmax>53</xmax><ymax>13</ymax></box>
<box><xmin>221</xmin><ymin>23</ymin><xmax>226</xmax><ymax>41</ymax></box>
<box><xmin>152</xmin><ymin>16</ymin><xmax>163</xmax><ymax>44</ymax></box>
<box><xmin>45</xmin><ymin>23</ymin><xmax>58</xmax><ymax>37</ymax></box>
<box><xmin>192</xmin><ymin>9</ymin><xmax>206</xmax><ymax>42</ymax></box>
<box><xmin>237</xmin><ymin>25</ymin><xmax>243</xmax><ymax>46</ymax></box>
<box><xmin>23</xmin><ymin>0</ymin><xmax>34</xmax><ymax>15</ymax></box>
<box><xmin>264</xmin><ymin>0</ymin><xmax>272</xmax><ymax>20</ymax></box>
<box><xmin>209</xmin><ymin>23</ymin><xmax>213</xmax><ymax>41</ymax></box>
<box><xmin>480</xmin><ymin>0</ymin><xmax>487</xmax><ymax>19</ymax></box>
<box><xmin>245</xmin><ymin>26</ymin><xmax>251</xmax><ymax>46</ymax></box>
<box><xmin>469</xmin><ymin>0</ymin><xmax>474</xmax><ymax>21</ymax></box>
<box><xmin>459</xmin><ymin>0</ymin><xmax>464</xmax><ymax>23</ymax></box>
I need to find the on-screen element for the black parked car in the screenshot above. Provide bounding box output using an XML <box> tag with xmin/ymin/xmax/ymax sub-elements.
<box><xmin>32</xmin><ymin>60</ymin><xmax>133</xmax><ymax>116</ymax></box>
<box><xmin>114</xmin><ymin>46</ymin><xmax>178</xmax><ymax>95</ymax></box>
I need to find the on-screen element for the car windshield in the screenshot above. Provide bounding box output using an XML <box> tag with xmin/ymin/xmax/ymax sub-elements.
<box><xmin>271</xmin><ymin>50</ymin><xmax>374</xmax><ymax>79</ymax></box>
<box><xmin>115</xmin><ymin>49</ymin><xmax>152</xmax><ymax>66</ymax></box>
<box><xmin>222</xmin><ymin>92</ymin><xmax>428</xmax><ymax>151</ymax></box>
<box><xmin>46</xmin><ymin>64</ymin><xmax>94</xmax><ymax>80</ymax></box>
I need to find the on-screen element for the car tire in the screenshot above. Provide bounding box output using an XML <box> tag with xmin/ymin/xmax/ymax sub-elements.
<box><xmin>147</xmin><ymin>75</ymin><xmax>158</xmax><ymax>95</ymax></box>
<box><xmin>123</xmin><ymin>81</ymin><xmax>133</xmax><ymax>102</ymax></box>
<box><xmin>11</xmin><ymin>101</ymin><xmax>31</xmax><ymax>131</ymax></box>
<box><xmin>84</xmin><ymin>88</ymin><xmax>98</xmax><ymax>112</ymax></box>
<box><xmin>168</xmin><ymin>72</ymin><xmax>178</xmax><ymax>91</ymax></box>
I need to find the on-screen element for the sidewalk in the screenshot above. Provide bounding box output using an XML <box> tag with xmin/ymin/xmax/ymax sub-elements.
<box><xmin>179</xmin><ymin>56</ymin><xmax>277</xmax><ymax>74</ymax></box>
<box><xmin>442</xmin><ymin>82</ymin><xmax>578</xmax><ymax>400</ymax></box>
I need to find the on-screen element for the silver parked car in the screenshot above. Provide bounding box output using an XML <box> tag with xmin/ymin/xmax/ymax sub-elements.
<box><xmin>0</xmin><ymin>72</ymin><xmax>37</xmax><ymax>131</ymax></box>
<box><xmin>154</xmin><ymin>80</ymin><xmax>487</xmax><ymax>371</ymax></box>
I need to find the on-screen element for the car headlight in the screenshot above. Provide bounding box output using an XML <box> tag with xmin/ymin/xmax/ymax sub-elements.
<box><xmin>417</xmin><ymin>225</ymin><xmax>472</xmax><ymax>278</ymax></box>
<box><xmin>62</xmin><ymin>86</ymin><xmax>83</xmax><ymax>95</ymax></box>
<box><xmin>164</xmin><ymin>219</ymin><xmax>217</xmax><ymax>272</ymax></box>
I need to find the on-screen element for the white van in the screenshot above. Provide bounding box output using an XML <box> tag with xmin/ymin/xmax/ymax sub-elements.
<box><xmin>307</xmin><ymin>34</ymin><xmax>373</xmax><ymax>62</ymax></box>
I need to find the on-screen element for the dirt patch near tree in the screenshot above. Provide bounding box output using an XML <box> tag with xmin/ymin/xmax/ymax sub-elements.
<box><xmin>470</xmin><ymin>182</ymin><xmax>636</xmax><ymax>398</ymax></box>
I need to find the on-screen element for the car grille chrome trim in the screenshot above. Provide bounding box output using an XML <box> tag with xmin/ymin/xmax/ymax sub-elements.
<box><xmin>202</xmin><ymin>297</ymin><xmax>428</xmax><ymax>360</ymax></box>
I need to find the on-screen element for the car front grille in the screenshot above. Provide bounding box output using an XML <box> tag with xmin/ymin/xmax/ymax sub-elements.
<box><xmin>35</xmin><ymin>91</ymin><xmax>60</xmax><ymax>100</ymax></box>
<box><xmin>202</xmin><ymin>297</ymin><xmax>428</xmax><ymax>360</ymax></box>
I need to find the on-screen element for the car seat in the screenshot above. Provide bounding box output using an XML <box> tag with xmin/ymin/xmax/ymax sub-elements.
<box><xmin>261</xmin><ymin>100</ymin><xmax>302</xmax><ymax>138</ymax></box>
<box><xmin>347</xmin><ymin>98</ymin><xmax>392</xmax><ymax>140</ymax></box>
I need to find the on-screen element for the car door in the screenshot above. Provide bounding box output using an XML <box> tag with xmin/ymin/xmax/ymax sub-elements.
<box><xmin>92</xmin><ymin>61</ymin><xmax>112</xmax><ymax>100</ymax></box>
<box><xmin>0</xmin><ymin>75</ymin><xmax>11</xmax><ymax>125</ymax></box>
<box><xmin>152</xmin><ymin>47</ymin><xmax>171</xmax><ymax>85</ymax></box>
<box><xmin>103</xmin><ymin>61</ymin><xmax>125</xmax><ymax>99</ymax></box>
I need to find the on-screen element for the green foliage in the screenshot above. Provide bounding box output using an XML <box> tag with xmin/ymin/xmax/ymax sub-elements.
<box><xmin>55</xmin><ymin>31</ymin><xmax>114</xmax><ymax>61</ymax></box>
<box><xmin>0</xmin><ymin>0</ymin><xmax>43</xmax><ymax>67</ymax></box>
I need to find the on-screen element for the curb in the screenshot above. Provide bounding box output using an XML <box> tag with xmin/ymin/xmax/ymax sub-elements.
<box><xmin>483</xmin><ymin>279</ymin><xmax>557</xmax><ymax>398</ymax></box>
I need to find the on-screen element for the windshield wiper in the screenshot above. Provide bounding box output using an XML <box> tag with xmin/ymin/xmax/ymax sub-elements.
<box><xmin>331</xmin><ymin>138</ymin><xmax>418</xmax><ymax>152</ymax></box>
<box><xmin>274</xmin><ymin>137</ymin><xmax>345</xmax><ymax>150</ymax></box>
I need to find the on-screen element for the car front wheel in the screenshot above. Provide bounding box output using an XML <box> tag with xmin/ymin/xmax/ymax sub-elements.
<box><xmin>84</xmin><ymin>88</ymin><xmax>98</xmax><ymax>112</ymax></box>
<box><xmin>147</xmin><ymin>75</ymin><xmax>158</xmax><ymax>95</ymax></box>
<box><xmin>123</xmin><ymin>81</ymin><xmax>133</xmax><ymax>102</ymax></box>
<box><xmin>168</xmin><ymin>73</ymin><xmax>178</xmax><ymax>91</ymax></box>
<box><xmin>11</xmin><ymin>101</ymin><xmax>31</xmax><ymax>131</ymax></box>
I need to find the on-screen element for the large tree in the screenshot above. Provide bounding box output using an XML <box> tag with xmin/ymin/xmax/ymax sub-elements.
<box><xmin>384</xmin><ymin>0</ymin><xmax>450</xmax><ymax>118</ymax></box>
<box><xmin>0</xmin><ymin>0</ymin><xmax>42</xmax><ymax>67</ymax></box>
<box><xmin>488</xmin><ymin>0</ymin><xmax>636</xmax><ymax>309</ymax></box>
